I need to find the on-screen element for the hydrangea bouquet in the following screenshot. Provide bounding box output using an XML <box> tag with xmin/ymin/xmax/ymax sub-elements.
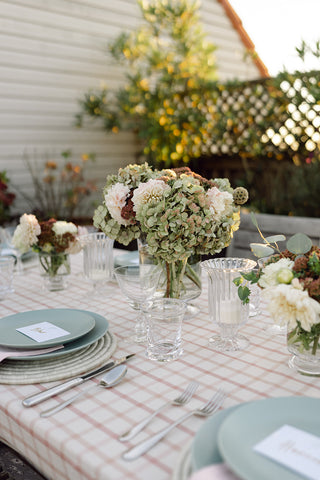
<box><xmin>94</xmin><ymin>163</ymin><xmax>248</xmax><ymax>298</ymax></box>
<box><xmin>13</xmin><ymin>214</ymin><xmax>81</xmax><ymax>277</ymax></box>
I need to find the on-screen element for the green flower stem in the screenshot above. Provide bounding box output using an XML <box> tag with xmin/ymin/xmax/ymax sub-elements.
<box><xmin>312</xmin><ymin>335</ymin><xmax>320</xmax><ymax>355</ymax></box>
<box><xmin>288</xmin><ymin>326</ymin><xmax>320</xmax><ymax>356</ymax></box>
<box><xmin>287</xmin><ymin>328</ymin><xmax>299</xmax><ymax>345</ymax></box>
<box><xmin>39</xmin><ymin>253</ymin><xmax>70</xmax><ymax>277</ymax></box>
<box><xmin>165</xmin><ymin>258</ymin><xmax>188</xmax><ymax>298</ymax></box>
<box><xmin>185</xmin><ymin>263</ymin><xmax>201</xmax><ymax>290</ymax></box>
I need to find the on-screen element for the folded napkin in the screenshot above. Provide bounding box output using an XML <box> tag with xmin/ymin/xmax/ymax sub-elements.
<box><xmin>189</xmin><ymin>464</ymin><xmax>239</xmax><ymax>480</ymax></box>
<box><xmin>0</xmin><ymin>345</ymin><xmax>64</xmax><ymax>362</ymax></box>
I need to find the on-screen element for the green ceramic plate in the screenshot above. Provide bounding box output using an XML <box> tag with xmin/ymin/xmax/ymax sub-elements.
<box><xmin>191</xmin><ymin>405</ymin><xmax>240</xmax><ymax>471</ymax></box>
<box><xmin>0</xmin><ymin>309</ymin><xmax>95</xmax><ymax>349</ymax></box>
<box><xmin>218</xmin><ymin>396</ymin><xmax>320</xmax><ymax>480</ymax></box>
<box><xmin>8</xmin><ymin>310</ymin><xmax>109</xmax><ymax>360</ymax></box>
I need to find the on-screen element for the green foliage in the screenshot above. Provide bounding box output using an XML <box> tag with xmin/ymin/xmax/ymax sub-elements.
<box><xmin>19</xmin><ymin>150</ymin><xmax>97</xmax><ymax>221</ymax></box>
<box><xmin>286</xmin><ymin>233</ymin><xmax>313</xmax><ymax>255</ymax></box>
<box><xmin>0</xmin><ymin>171</ymin><xmax>16</xmax><ymax>225</ymax></box>
<box><xmin>244</xmin><ymin>157</ymin><xmax>320</xmax><ymax>217</ymax></box>
<box><xmin>249</xmin><ymin>214</ymin><xmax>313</xmax><ymax>259</ymax></box>
<box><xmin>77</xmin><ymin>0</ymin><xmax>220</xmax><ymax>168</ymax></box>
<box><xmin>250</xmin><ymin>243</ymin><xmax>275</xmax><ymax>258</ymax></box>
<box><xmin>295</xmin><ymin>39</ymin><xmax>320</xmax><ymax>68</ymax></box>
<box><xmin>308</xmin><ymin>253</ymin><xmax>320</xmax><ymax>276</ymax></box>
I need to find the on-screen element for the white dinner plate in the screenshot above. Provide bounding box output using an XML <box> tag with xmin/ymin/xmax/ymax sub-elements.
<box><xmin>218</xmin><ymin>396</ymin><xmax>320</xmax><ymax>480</ymax></box>
<box><xmin>0</xmin><ymin>309</ymin><xmax>95</xmax><ymax>349</ymax></box>
<box><xmin>7</xmin><ymin>310</ymin><xmax>109</xmax><ymax>360</ymax></box>
<box><xmin>191</xmin><ymin>405</ymin><xmax>240</xmax><ymax>471</ymax></box>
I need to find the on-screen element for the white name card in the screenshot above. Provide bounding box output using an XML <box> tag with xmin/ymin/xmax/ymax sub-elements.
<box><xmin>16</xmin><ymin>322</ymin><xmax>70</xmax><ymax>342</ymax></box>
<box><xmin>254</xmin><ymin>424</ymin><xmax>320</xmax><ymax>480</ymax></box>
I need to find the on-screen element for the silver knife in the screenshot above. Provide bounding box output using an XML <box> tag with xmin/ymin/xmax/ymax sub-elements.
<box><xmin>22</xmin><ymin>353</ymin><xmax>135</xmax><ymax>407</ymax></box>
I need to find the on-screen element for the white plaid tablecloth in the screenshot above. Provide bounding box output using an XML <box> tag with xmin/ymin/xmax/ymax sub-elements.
<box><xmin>0</xmin><ymin>251</ymin><xmax>319</xmax><ymax>480</ymax></box>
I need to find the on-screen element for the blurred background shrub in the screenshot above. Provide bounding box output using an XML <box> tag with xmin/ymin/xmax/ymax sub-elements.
<box><xmin>19</xmin><ymin>149</ymin><xmax>97</xmax><ymax>222</ymax></box>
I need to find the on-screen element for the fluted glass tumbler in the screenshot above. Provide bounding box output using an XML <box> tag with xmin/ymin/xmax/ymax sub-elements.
<box><xmin>81</xmin><ymin>233</ymin><xmax>114</xmax><ymax>296</ymax></box>
<box><xmin>202</xmin><ymin>258</ymin><xmax>256</xmax><ymax>351</ymax></box>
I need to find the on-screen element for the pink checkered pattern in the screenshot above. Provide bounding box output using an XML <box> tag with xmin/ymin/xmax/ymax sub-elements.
<box><xmin>0</xmin><ymin>252</ymin><xmax>319</xmax><ymax>480</ymax></box>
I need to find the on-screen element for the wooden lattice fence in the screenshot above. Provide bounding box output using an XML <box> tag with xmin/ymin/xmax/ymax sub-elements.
<box><xmin>198</xmin><ymin>70</ymin><xmax>320</xmax><ymax>167</ymax></box>
<box><xmin>192</xmin><ymin>70</ymin><xmax>320</xmax><ymax>217</ymax></box>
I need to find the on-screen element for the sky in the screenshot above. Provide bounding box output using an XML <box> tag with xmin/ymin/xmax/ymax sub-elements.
<box><xmin>228</xmin><ymin>0</ymin><xmax>320</xmax><ymax>76</ymax></box>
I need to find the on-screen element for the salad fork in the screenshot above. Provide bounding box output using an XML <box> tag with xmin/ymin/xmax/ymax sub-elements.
<box><xmin>119</xmin><ymin>380</ymin><xmax>199</xmax><ymax>442</ymax></box>
<box><xmin>122</xmin><ymin>389</ymin><xmax>226</xmax><ymax>461</ymax></box>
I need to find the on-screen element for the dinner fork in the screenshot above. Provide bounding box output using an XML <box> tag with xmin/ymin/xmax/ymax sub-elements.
<box><xmin>122</xmin><ymin>389</ymin><xmax>227</xmax><ymax>461</ymax></box>
<box><xmin>119</xmin><ymin>381</ymin><xmax>199</xmax><ymax>442</ymax></box>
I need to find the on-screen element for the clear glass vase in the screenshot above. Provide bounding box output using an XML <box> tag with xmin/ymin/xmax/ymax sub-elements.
<box><xmin>287</xmin><ymin>329</ymin><xmax>320</xmax><ymax>376</ymax></box>
<box><xmin>38</xmin><ymin>251</ymin><xmax>71</xmax><ymax>291</ymax></box>
<box><xmin>202</xmin><ymin>257</ymin><xmax>256</xmax><ymax>351</ymax></box>
<box><xmin>137</xmin><ymin>236</ymin><xmax>201</xmax><ymax>316</ymax></box>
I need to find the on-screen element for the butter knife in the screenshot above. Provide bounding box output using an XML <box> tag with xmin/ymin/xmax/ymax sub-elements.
<box><xmin>22</xmin><ymin>353</ymin><xmax>135</xmax><ymax>407</ymax></box>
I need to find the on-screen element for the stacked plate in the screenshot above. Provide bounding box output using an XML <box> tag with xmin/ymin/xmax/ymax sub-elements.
<box><xmin>188</xmin><ymin>396</ymin><xmax>320</xmax><ymax>480</ymax></box>
<box><xmin>0</xmin><ymin>308</ymin><xmax>116</xmax><ymax>384</ymax></box>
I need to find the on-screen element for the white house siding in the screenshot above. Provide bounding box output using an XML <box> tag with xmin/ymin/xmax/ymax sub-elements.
<box><xmin>0</xmin><ymin>0</ymin><xmax>263</xmax><ymax>217</ymax></box>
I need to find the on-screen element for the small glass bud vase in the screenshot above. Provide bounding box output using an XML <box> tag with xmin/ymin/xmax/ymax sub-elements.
<box><xmin>287</xmin><ymin>328</ymin><xmax>320</xmax><ymax>376</ymax></box>
<box><xmin>38</xmin><ymin>251</ymin><xmax>71</xmax><ymax>291</ymax></box>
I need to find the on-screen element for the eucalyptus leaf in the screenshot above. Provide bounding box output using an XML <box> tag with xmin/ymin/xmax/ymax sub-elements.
<box><xmin>250</xmin><ymin>243</ymin><xmax>274</xmax><ymax>258</ymax></box>
<box><xmin>286</xmin><ymin>233</ymin><xmax>312</xmax><ymax>254</ymax></box>
<box><xmin>264</xmin><ymin>235</ymin><xmax>286</xmax><ymax>243</ymax></box>
<box><xmin>250</xmin><ymin>212</ymin><xmax>259</xmax><ymax>229</ymax></box>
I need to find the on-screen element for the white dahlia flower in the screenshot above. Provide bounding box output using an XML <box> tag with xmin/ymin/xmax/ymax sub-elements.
<box><xmin>206</xmin><ymin>187</ymin><xmax>233</xmax><ymax>219</ymax></box>
<box><xmin>132</xmin><ymin>179</ymin><xmax>170</xmax><ymax>214</ymax></box>
<box><xmin>12</xmin><ymin>213</ymin><xmax>40</xmax><ymax>253</ymax></box>
<box><xmin>262</xmin><ymin>283</ymin><xmax>320</xmax><ymax>332</ymax></box>
<box><xmin>104</xmin><ymin>183</ymin><xmax>131</xmax><ymax>226</ymax></box>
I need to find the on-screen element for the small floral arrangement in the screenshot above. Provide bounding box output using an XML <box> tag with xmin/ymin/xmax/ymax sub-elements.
<box><xmin>237</xmin><ymin>215</ymin><xmax>320</xmax><ymax>355</ymax></box>
<box><xmin>12</xmin><ymin>214</ymin><xmax>81</xmax><ymax>277</ymax></box>
<box><xmin>93</xmin><ymin>163</ymin><xmax>248</xmax><ymax>262</ymax></box>
<box><xmin>12</xmin><ymin>214</ymin><xmax>81</xmax><ymax>255</ymax></box>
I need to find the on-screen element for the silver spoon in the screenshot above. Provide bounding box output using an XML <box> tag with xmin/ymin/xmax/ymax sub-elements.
<box><xmin>40</xmin><ymin>364</ymin><xmax>127</xmax><ymax>418</ymax></box>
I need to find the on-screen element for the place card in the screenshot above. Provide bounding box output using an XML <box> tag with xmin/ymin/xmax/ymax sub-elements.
<box><xmin>16</xmin><ymin>322</ymin><xmax>70</xmax><ymax>342</ymax></box>
<box><xmin>253</xmin><ymin>424</ymin><xmax>320</xmax><ymax>480</ymax></box>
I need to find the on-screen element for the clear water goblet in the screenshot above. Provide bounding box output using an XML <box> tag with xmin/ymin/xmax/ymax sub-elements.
<box><xmin>114</xmin><ymin>264</ymin><xmax>161</xmax><ymax>344</ymax></box>
<box><xmin>0</xmin><ymin>226</ymin><xmax>24</xmax><ymax>274</ymax></box>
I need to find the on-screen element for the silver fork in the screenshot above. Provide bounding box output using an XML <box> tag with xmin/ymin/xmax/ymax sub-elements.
<box><xmin>119</xmin><ymin>381</ymin><xmax>199</xmax><ymax>442</ymax></box>
<box><xmin>122</xmin><ymin>389</ymin><xmax>227</xmax><ymax>461</ymax></box>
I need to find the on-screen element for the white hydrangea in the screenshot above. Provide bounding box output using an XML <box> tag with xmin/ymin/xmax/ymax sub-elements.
<box><xmin>12</xmin><ymin>213</ymin><xmax>40</xmax><ymax>253</ymax></box>
<box><xmin>52</xmin><ymin>221</ymin><xmax>77</xmax><ymax>236</ymax></box>
<box><xmin>132</xmin><ymin>179</ymin><xmax>170</xmax><ymax>214</ymax></box>
<box><xmin>104</xmin><ymin>183</ymin><xmax>131</xmax><ymax>226</ymax></box>
<box><xmin>258</xmin><ymin>258</ymin><xmax>294</xmax><ymax>288</ymax></box>
<box><xmin>262</xmin><ymin>283</ymin><xmax>320</xmax><ymax>332</ymax></box>
<box><xmin>206</xmin><ymin>187</ymin><xmax>233</xmax><ymax>219</ymax></box>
